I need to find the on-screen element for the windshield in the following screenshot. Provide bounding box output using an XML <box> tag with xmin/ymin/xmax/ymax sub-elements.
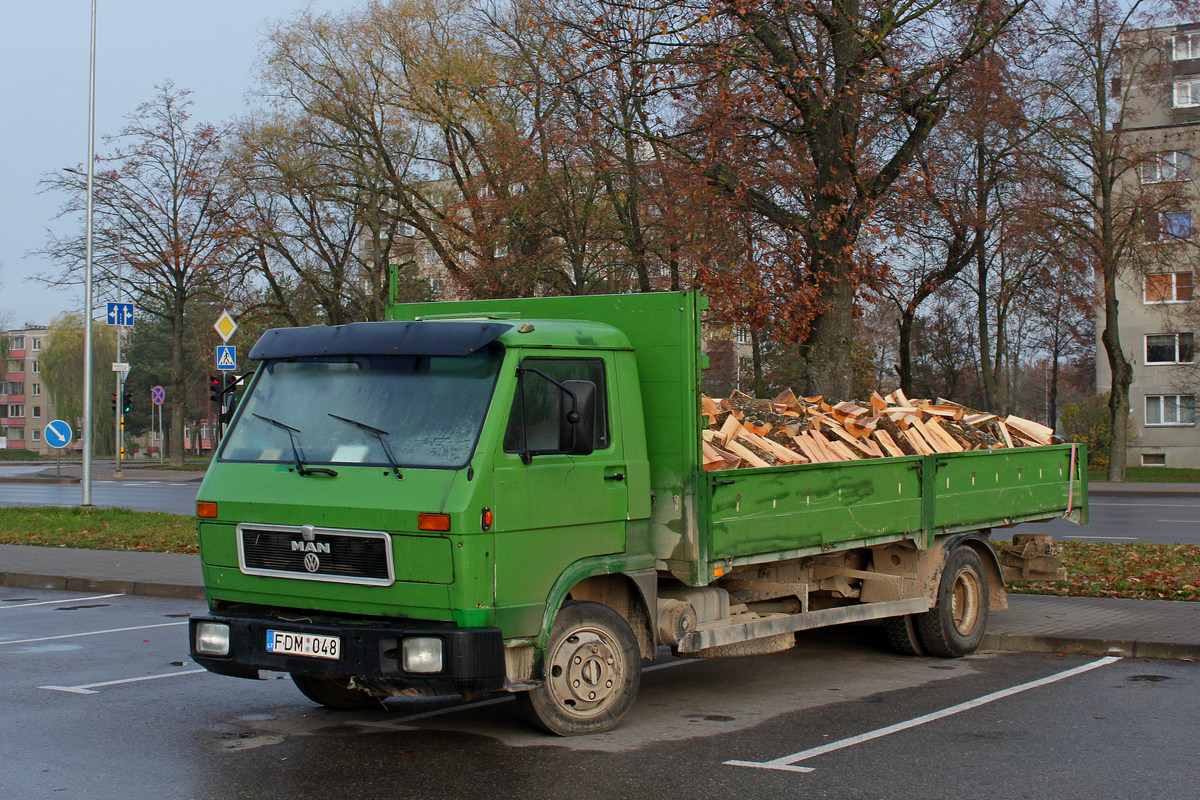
<box><xmin>219</xmin><ymin>345</ymin><xmax>503</xmax><ymax>469</ymax></box>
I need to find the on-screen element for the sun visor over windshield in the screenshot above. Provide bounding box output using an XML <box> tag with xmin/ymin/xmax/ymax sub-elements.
<box><xmin>249</xmin><ymin>320</ymin><xmax>513</xmax><ymax>360</ymax></box>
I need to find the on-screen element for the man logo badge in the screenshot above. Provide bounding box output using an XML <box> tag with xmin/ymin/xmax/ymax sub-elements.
<box><xmin>304</xmin><ymin>552</ymin><xmax>321</xmax><ymax>573</ymax></box>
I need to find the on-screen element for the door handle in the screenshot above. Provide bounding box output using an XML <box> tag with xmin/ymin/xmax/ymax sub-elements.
<box><xmin>604</xmin><ymin>473</ymin><xmax>626</xmax><ymax>482</ymax></box>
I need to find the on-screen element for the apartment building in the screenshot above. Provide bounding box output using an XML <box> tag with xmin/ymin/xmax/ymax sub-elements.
<box><xmin>1</xmin><ymin>324</ymin><xmax>58</xmax><ymax>455</ymax></box>
<box><xmin>1099</xmin><ymin>23</ymin><xmax>1200</xmax><ymax>468</ymax></box>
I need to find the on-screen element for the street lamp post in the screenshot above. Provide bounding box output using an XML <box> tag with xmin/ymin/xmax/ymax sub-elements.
<box><xmin>81</xmin><ymin>0</ymin><xmax>98</xmax><ymax>507</ymax></box>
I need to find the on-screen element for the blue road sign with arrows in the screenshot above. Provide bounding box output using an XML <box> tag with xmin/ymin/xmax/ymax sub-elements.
<box><xmin>106</xmin><ymin>302</ymin><xmax>135</xmax><ymax>326</ymax></box>
<box><xmin>45</xmin><ymin>420</ymin><xmax>73</xmax><ymax>449</ymax></box>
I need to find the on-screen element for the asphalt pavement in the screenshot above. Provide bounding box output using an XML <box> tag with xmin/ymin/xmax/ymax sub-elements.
<box><xmin>2</xmin><ymin>464</ymin><xmax>1199</xmax><ymax>661</ymax></box>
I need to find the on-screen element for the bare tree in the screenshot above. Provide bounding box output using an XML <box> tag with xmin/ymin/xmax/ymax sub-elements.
<box><xmin>41</xmin><ymin>84</ymin><xmax>250</xmax><ymax>466</ymax></box>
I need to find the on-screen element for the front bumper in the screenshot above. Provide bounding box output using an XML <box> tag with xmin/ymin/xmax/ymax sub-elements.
<box><xmin>189</xmin><ymin>613</ymin><xmax>506</xmax><ymax>696</ymax></box>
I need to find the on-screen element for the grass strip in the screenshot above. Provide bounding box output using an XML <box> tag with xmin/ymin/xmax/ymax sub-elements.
<box><xmin>1009</xmin><ymin>541</ymin><xmax>1200</xmax><ymax>602</ymax></box>
<box><xmin>0</xmin><ymin>507</ymin><xmax>197</xmax><ymax>554</ymax></box>
<box><xmin>1088</xmin><ymin>466</ymin><xmax>1200</xmax><ymax>483</ymax></box>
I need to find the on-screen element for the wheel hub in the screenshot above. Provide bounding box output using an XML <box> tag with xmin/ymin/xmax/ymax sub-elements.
<box><xmin>951</xmin><ymin>568</ymin><xmax>982</xmax><ymax>635</ymax></box>
<box><xmin>546</xmin><ymin>627</ymin><xmax>624</xmax><ymax>718</ymax></box>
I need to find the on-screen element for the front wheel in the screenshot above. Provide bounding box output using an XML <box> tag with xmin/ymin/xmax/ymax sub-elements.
<box><xmin>516</xmin><ymin>601</ymin><xmax>641</xmax><ymax>736</ymax></box>
<box><xmin>291</xmin><ymin>673</ymin><xmax>380</xmax><ymax>710</ymax></box>
<box><xmin>916</xmin><ymin>546</ymin><xmax>989</xmax><ymax>658</ymax></box>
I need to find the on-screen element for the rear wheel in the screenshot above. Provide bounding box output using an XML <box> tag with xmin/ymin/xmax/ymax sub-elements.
<box><xmin>916</xmin><ymin>547</ymin><xmax>989</xmax><ymax>658</ymax></box>
<box><xmin>291</xmin><ymin>673</ymin><xmax>380</xmax><ymax>710</ymax></box>
<box><xmin>882</xmin><ymin>614</ymin><xmax>925</xmax><ymax>656</ymax></box>
<box><xmin>516</xmin><ymin>601</ymin><xmax>641</xmax><ymax>736</ymax></box>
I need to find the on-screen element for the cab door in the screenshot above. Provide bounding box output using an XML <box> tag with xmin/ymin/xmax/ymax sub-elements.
<box><xmin>491</xmin><ymin>354</ymin><xmax>629</xmax><ymax>632</ymax></box>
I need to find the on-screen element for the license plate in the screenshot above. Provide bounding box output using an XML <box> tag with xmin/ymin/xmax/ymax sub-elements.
<box><xmin>266</xmin><ymin>630</ymin><xmax>341</xmax><ymax>660</ymax></box>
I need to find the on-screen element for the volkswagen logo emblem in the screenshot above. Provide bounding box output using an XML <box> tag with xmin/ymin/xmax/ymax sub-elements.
<box><xmin>303</xmin><ymin>552</ymin><xmax>321</xmax><ymax>573</ymax></box>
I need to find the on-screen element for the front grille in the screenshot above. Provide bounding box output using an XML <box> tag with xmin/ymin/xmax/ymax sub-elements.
<box><xmin>238</xmin><ymin>525</ymin><xmax>393</xmax><ymax>586</ymax></box>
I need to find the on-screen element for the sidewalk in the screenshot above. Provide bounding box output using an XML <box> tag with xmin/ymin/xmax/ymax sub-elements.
<box><xmin>0</xmin><ymin>460</ymin><xmax>205</xmax><ymax>483</ymax></box>
<box><xmin>2</xmin><ymin>542</ymin><xmax>1198</xmax><ymax>660</ymax></box>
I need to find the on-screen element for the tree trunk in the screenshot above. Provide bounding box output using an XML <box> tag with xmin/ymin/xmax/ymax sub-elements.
<box><xmin>170</xmin><ymin>295</ymin><xmax>186</xmax><ymax>468</ymax></box>
<box><xmin>1102</xmin><ymin>270</ymin><xmax>1133</xmax><ymax>481</ymax></box>
<box><xmin>800</xmin><ymin>276</ymin><xmax>857</xmax><ymax>398</ymax></box>
<box><xmin>896</xmin><ymin>309</ymin><xmax>915</xmax><ymax>397</ymax></box>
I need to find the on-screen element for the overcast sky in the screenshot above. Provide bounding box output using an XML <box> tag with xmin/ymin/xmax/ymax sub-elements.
<box><xmin>0</xmin><ymin>1</ymin><xmax>355</xmax><ymax>330</ymax></box>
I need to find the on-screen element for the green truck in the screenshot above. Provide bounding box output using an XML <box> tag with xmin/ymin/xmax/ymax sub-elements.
<box><xmin>189</xmin><ymin>291</ymin><xmax>1086</xmax><ymax>735</ymax></box>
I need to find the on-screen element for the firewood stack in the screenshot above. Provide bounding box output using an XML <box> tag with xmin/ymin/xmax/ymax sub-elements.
<box><xmin>701</xmin><ymin>388</ymin><xmax>1056</xmax><ymax>471</ymax></box>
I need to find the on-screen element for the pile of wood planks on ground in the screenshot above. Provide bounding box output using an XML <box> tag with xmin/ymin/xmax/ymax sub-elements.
<box><xmin>701</xmin><ymin>388</ymin><xmax>1056</xmax><ymax>471</ymax></box>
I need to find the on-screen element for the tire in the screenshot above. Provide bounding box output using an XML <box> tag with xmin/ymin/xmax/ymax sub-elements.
<box><xmin>882</xmin><ymin>614</ymin><xmax>925</xmax><ymax>656</ymax></box>
<box><xmin>516</xmin><ymin>601</ymin><xmax>641</xmax><ymax>736</ymax></box>
<box><xmin>291</xmin><ymin>673</ymin><xmax>381</xmax><ymax>710</ymax></box>
<box><xmin>916</xmin><ymin>546</ymin><xmax>989</xmax><ymax>658</ymax></box>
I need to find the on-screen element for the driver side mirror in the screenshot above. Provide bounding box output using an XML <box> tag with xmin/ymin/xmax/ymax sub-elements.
<box><xmin>559</xmin><ymin>379</ymin><xmax>597</xmax><ymax>456</ymax></box>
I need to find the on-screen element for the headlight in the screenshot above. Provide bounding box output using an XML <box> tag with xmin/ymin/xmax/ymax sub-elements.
<box><xmin>402</xmin><ymin>637</ymin><xmax>443</xmax><ymax>673</ymax></box>
<box><xmin>195</xmin><ymin>622</ymin><xmax>231</xmax><ymax>657</ymax></box>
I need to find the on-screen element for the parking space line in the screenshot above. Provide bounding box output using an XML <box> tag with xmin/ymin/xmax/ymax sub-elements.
<box><xmin>725</xmin><ymin>656</ymin><xmax>1122</xmax><ymax>774</ymax></box>
<box><xmin>0</xmin><ymin>621</ymin><xmax>187</xmax><ymax>646</ymax></box>
<box><xmin>39</xmin><ymin>668</ymin><xmax>207</xmax><ymax>695</ymax></box>
<box><xmin>0</xmin><ymin>593</ymin><xmax>124</xmax><ymax>610</ymax></box>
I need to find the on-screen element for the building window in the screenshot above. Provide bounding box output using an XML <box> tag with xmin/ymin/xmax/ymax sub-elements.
<box><xmin>31</xmin><ymin>429</ymin><xmax>40</xmax><ymax>442</ymax></box>
<box><xmin>1175</xmin><ymin>32</ymin><xmax>1200</xmax><ymax>60</ymax></box>
<box><xmin>735</xmin><ymin>326</ymin><xmax>750</xmax><ymax>345</ymax></box>
<box><xmin>1145</xmin><ymin>394</ymin><xmax>1196</xmax><ymax>426</ymax></box>
<box><xmin>7</xmin><ymin>405</ymin><xmax>23</xmax><ymax>418</ymax></box>
<box><xmin>1146</xmin><ymin>210</ymin><xmax>1193</xmax><ymax>240</ymax></box>
<box><xmin>6</xmin><ymin>360</ymin><xmax>19</xmax><ymax>373</ymax></box>
<box><xmin>1140</xmin><ymin>151</ymin><xmax>1191</xmax><ymax>183</ymax></box>
<box><xmin>1145</xmin><ymin>272</ymin><xmax>1194</xmax><ymax>303</ymax></box>
<box><xmin>1174</xmin><ymin>78</ymin><xmax>1200</xmax><ymax>107</ymax></box>
<box><xmin>1142</xmin><ymin>453</ymin><xmax>1167</xmax><ymax>466</ymax></box>
<box><xmin>2</xmin><ymin>382</ymin><xmax>22</xmax><ymax>395</ymax></box>
<box><xmin>30</xmin><ymin>384</ymin><xmax>40</xmax><ymax>396</ymax></box>
<box><xmin>31</xmin><ymin>337</ymin><xmax>40</xmax><ymax>351</ymax></box>
<box><xmin>31</xmin><ymin>360</ymin><xmax>39</xmax><ymax>373</ymax></box>
<box><xmin>1146</xmin><ymin>332</ymin><xmax>1195</xmax><ymax>364</ymax></box>
<box><xmin>31</xmin><ymin>406</ymin><xmax>41</xmax><ymax>418</ymax></box>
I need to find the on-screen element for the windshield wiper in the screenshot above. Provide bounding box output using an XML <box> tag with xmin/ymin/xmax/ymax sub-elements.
<box><xmin>252</xmin><ymin>413</ymin><xmax>338</xmax><ymax>477</ymax></box>
<box><xmin>328</xmin><ymin>413</ymin><xmax>403</xmax><ymax>480</ymax></box>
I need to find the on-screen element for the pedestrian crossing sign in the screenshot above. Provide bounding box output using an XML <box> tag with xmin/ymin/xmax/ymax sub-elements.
<box><xmin>216</xmin><ymin>345</ymin><xmax>237</xmax><ymax>371</ymax></box>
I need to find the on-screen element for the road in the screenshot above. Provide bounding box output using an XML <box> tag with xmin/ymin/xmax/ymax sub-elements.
<box><xmin>1</xmin><ymin>586</ymin><xmax>1196</xmax><ymax>799</ymax></box>
<box><xmin>0</xmin><ymin>478</ymin><xmax>200</xmax><ymax>515</ymax></box>
<box><xmin>1002</xmin><ymin>497</ymin><xmax>1200</xmax><ymax>545</ymax></box>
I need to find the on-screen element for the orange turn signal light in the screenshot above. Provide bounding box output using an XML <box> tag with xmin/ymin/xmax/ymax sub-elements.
<box><xmin>197</xmin><ymin>501</ymin><xmax>218</xmax><ymax>519</ymax></box>
<box><xmin>417</xmin><ymin>513</ymin><xmax>451</xmax><ymax>532</ymax></box>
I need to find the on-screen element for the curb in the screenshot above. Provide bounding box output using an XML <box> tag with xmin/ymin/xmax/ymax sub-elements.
<box><xmin>0</xmin><ymin>571</ymin><xmax>205</xmax><ymax>602</ymax></box>
<box><xmin>981</xmin><ymin>632</ymin><xmax>1199</xmax><ymax>661</ymax></box>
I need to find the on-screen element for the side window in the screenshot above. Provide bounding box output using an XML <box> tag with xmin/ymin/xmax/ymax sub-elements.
<box><xmin>504</xmin><ymin>357</ymin><xmax>610</xmax><ymax>454</ymax></box>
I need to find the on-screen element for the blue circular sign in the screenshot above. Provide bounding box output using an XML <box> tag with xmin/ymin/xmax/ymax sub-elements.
<box><xmin>151</xmin><ymin>385</ymin><xmax>165</xmax><ymax>406</ymax></box>
<box><xmin>45</xmin><ymin>419</ymin><xmax>73</xmax><ymax>449</ymax></box>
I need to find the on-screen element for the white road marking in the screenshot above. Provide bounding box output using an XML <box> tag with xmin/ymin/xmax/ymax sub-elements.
<box><xmin>725</xmin><ymin>656</ymin><xmax>1122</xmax><ymax>774</ymax></box>
<box><xmin>0</xmin><ymin>593</ymin><xmax>124</xmax><ymax>610</ymax></box>
<box><xmin>1157</xmin><ymin>519</ymin><xmax>1198</xmax><ymax>524</ymax></box>
<box><xmin>40</xmin><ymin>668</ymin><xmax>207</xmax><ymax>694</ymax></box>
<box><xmin>0</xmin><ymin>621</ymin><xmax>187</xmax><ymax>646</ymax></box>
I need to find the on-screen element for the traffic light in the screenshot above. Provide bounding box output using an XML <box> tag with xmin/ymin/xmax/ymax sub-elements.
<box><xmin>111</xmin><ymin>393</ymin><xmax>117</xmax><ymax>411</ymax></box>
<box><xmin>122</xmin><ymin>391</ymin><xmax>133</xmax><ymax>414</ymax></box>
<box><xmin>209</xmin><ymin>375</ymin><xmax>222</xmax><ymax>403</ymax></box>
